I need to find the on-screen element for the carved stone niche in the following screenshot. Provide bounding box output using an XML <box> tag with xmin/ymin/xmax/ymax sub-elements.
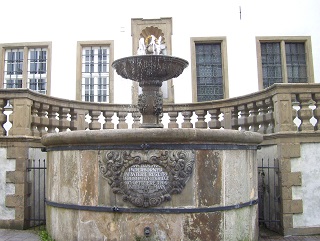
<box><xmin>99</xmin><ymin>150</ymin><xmax>195</xmax><ymax>207</ymax></box>
<box><xmin>131</xmin><ymin>18</ymin><xmax>174</xmax><ymax>104</ymax></box>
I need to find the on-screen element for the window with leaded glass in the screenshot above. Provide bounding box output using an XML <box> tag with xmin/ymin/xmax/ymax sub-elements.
<box><xmin>1</xmin><ymin>42</ymin><xmax>51</xmax><ymax>94</ymax></box>
<box><xmin>28</xmin><ymin>48</ymin><xmax>47</xmax><ymax>94</ymax></box>
<box><xmin>261</xmin><ymin>43</ymin><xmax>282</xmax><ymax>88</ymax></box>
<box><xmin>285</xmin><ymin>43</ymin><xmax>307</xmax><ymax>83</ymax></box>
<box><xmin>81</xmin><ymin>46</ymin><xmax>110</xmax><ymax>102</ymax></box>
<box><xmin>3</xmin><ymin>49</ymin><xmax>23</xmax><ymax>89</ymax></box>
<box><xmin>196</xmin><ymin>43</ymin><xmax>224</xmax><ymax>102</ymax></box>
<box><xmin>257</xmin><ymin>37</ymin><xmax>313</xmax><ymax>89</ymax></box>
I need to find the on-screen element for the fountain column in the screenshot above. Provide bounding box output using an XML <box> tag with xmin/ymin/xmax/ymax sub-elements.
<box><xmin>138</xmin><ymin>80</ymin><xmax>163</xmax><ymax>128</ymax></box>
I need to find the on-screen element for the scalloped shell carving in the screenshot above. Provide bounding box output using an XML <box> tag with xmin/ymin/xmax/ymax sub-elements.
<box><xmin>140</xmin><ymin>26</ymin><xmax>165</xmax><ymax>43</ymax></box>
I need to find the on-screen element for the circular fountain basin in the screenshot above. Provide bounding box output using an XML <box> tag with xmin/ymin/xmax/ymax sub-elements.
<box><xmin>111</xmin><ymin>55</ymin><xmax>189</xmax><ymax>83</ymax></box>
<box><xmin>42</xmin><ymin>128</ymin><xmax>262</xmax><ymax>241</ymax></box>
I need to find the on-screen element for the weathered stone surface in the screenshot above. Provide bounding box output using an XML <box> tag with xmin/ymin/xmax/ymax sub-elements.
<box><xmin>184</xmin><ymin>212</ymin><xmax>222</xmax><ymax>241</ymax></box>
<box><xmin>80</xmin><ymin>150</ymin><xmax>99</xmax><ymax>206</ymax></box>
<box><xmin>196</xmin><ymin>150</ymin><xmax>222</xmax><ymax>207</ymax></box>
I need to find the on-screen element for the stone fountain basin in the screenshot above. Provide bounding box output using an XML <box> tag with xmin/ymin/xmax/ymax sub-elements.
<box><xmin>42</xmin><ymin>128</ymin><xmax>262</xmax><ymax>241</ymax></box>
<box><xmin>111</xmin><ymin>55</ymin><xmax>189</xmax><ymax>83</ymax></box>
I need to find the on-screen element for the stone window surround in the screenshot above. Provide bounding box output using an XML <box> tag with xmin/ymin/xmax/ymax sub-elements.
<box><xmin>0</xmin><ymin>42</ymin><xmax>52</xmax><ymax>95</ymax></box>
<box><xmin>76</xmin><ymin>40</ymin><xmax>114</xmax><ymax>103</ymax></box>
<box><xmin>256</xmin><ymin>36</ymin><xmax>314</xmax><ymax>90</ymax></box>
<box><xmin>190</xmin><ymin>37</ymin><xmax>229</xmax><ymax>103</ymax></box>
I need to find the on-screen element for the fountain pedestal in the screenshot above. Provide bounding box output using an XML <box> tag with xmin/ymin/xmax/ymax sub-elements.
<box><xmin>112</xmin><ymin>55</ymin><xmax>188</xmax><ymax>128</ymax></box>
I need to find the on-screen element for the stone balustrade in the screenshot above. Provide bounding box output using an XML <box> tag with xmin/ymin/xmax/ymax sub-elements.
<box><xmin>1</xmin><ymin>83</ymin><xmax>320</xmax><ymax>137</ymax></box>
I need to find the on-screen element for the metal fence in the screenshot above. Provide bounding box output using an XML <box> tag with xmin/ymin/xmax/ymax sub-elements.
<box><xmin>258</xmin><ymin>158</ymin><xmax>281</xmax><ymax>233</ymax></box>
<box><xmin>26</xmin><ymin>159</ymin><xmax>46</xmax><ymax>228</ymax></box>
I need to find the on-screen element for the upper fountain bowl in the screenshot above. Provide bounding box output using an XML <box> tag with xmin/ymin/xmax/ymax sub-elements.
<box><xmin>112</xmin><ymin>55</ymin><xmax>189</xmax><ymax>84</ymax></box>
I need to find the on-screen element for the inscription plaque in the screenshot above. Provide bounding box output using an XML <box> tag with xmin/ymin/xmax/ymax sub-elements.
<box><xmin>123</xmin><ymin>164</ymin><xmax>169</xmax><ymax>194</ymax></box>
<box><xmin>99</xmin><ymin>150</ymin><xmax>195</xmax><ymax>207</ymax></box>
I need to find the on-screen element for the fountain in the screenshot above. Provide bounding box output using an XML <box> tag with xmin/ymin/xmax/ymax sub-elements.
<box><xmin>42</xmin><ymin>34</ymin><xmax>262</xmax><ymax>240</ymax></box>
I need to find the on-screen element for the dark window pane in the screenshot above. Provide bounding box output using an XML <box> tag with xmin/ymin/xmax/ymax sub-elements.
<box><xmin>261</xmin><ymin>42</ymin><xmax>282</xmax><ymax>88</ymax></box>
<box><xmin>196</xmin><ymin>43</ymin><xmax>223</xmax><ymax>102</ymax></box>
<box><xmin>285</xmin><ymin>42</ymin><xmax>307</xmax><ymax>83</ymax></box>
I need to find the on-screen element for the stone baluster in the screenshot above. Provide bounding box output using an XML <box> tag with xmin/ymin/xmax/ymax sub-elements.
<box><xmin>132</xmin><ymin>111</ymin><xmax>142</xmax><ymax>129</ymax></box>
<box><xmin>58</xmin><ymin>107</ymin><xmax>71</xmax><ymax>132</ymax></box>
<box><xmin>0</xmin><ymin>99</ymin><xmax>6</xmax><ymax>135</ymax></box>
<box><xmin>238</xmin><ymin>104</ymin><xmax>250</xmax><ymax>131</ymax></box>
<box><xmin>68</xmin><ymin>108</ymin><xmax>76</xmax><ymax>131</ymax></box>
<box><xmin>230</xmin><ymin>106</ymin><xmax>239</xmax><ymax>130</ymax></box>
<box><xmin>291</xmin><ymin>94</ymin><xmax>300</xmax><ymax>131</ymax></box>
<box><xmin>38</xmin><ymin>103</ymin><xmax>49</xmax><ymax>136</ymax></box>
<box><xmin>297</xmin><ymin>93</ymin><xmax>315</xmax><ymax>132</ymax></box>
<box><xmin>256</xmin><ymin>100</ymin><xmax>268</xmax><ymax>134</ymax></box>
<box><xmin>89</xmin><ymin>110</ymin><xmax>102</xmax><ymax>130</ymax></box>
<box><xmin>47</xmin><ymin>106</ymin><xmax>59</xmax><ymax>133</ymax></box>
<box><xmin>103</xmin><ymin>111</ymin><xmax>115</xmax><ymax>129</ymax></box>
<box><xmin>313</xmin><ymin>93</ymin><xmax>320</xmax><ymax>131</ymax></box>
<box><xmin>247</xmin><ymin>102</ymin><xmax>259</xmax><ymax>132</ymax></box>
<box><xmin>181</xmin><ymin>111</ymin><xmax>193</xmax><ymax>128</ymax></box>
<box><xmin>167</xmin><ymin>111</ymin><xmax>179</xmax><ymax>128</ymax></box>
<box><xmin>265</xmin><ymin>98</ymin><xmax>275</xmax><ymax>134</ymax></box>
<box><xmin>31</xmin><ymin>102</ymin><xmax>40</xmax><ymax>137</ymax></box>
<box><xmin>194</xmin><ymin>110</ymin><xmax>207</xmax><ymax>129</ymax></box>
<box><xmin>208</xmin><ymin>109</ymin><xmax>221</xmax><ymax>129</ymax></box>
<box><xmin>117</xmin><ymin>111</ymin><xmax>128</xmax><ymax>129</ymax></box>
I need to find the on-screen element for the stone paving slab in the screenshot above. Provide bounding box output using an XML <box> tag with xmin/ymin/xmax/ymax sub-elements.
<box><xmin>0</xmin><ymin>229</ymin><xmax>40</xmax><ymax>241</ymax></box>
<box><xmin>1</xmin><ymin>228</ymin><xmax>320</xmax><ymax>241</ymax></box>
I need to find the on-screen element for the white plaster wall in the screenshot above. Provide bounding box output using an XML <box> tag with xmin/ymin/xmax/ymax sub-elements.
<box><xmin>291</xmin><ymin>143</ymin><xmax>320</xmax><ymax>227</ymax></box>
<box><xmin>0</xmin><ymin>148</ymin><xmax>16</xmax><ymax>220</ymax></box>
<box><xmin>0</xmin><ymin>0</ymin><xmax>319</xmax><ymax>103</ymax></box>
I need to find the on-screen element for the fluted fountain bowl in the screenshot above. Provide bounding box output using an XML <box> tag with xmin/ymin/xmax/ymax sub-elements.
<box><xmin>112</xmin><ymin>55</ymin><xmax>189</xmax><ymax>84</ymax></box>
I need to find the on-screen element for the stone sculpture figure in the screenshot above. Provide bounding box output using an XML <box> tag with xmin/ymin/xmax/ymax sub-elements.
<box><xmin>137</xmin><ymin>35</ymin><xmax>167</xmax><ymax>55</ymax></box>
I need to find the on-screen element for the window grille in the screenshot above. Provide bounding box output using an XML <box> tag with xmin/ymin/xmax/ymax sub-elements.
<box><xmin>260</xmin><ymin>40</ymin><xmax>309</xmax><ymax>88</ymax></box>
<box><xmin>81</xmin><ymin>47</ymin><xmax>110</xmax><ymax>102</ymax></box>
<box><xmin>4</xmin><ymin>49</ymin><xmax>23</xmax><ymax>88</ymax></box>
<box><xmin>285</xmin><ymin>43</ymin><xmax>307</xmax><ymax>83</ymax></box>
<box><xmin>28</xmin><ymin>48</ymin><xmax>47</xmax><ymax>94</ymax></box>
<box><xmin>196</xmin><ymin>43</ymin><xmax>224</xmax><ymax>102</ymax></box>
<box><xmin>261</xmin><ymin>43</ymin><xmax>282</xmax><ymax>88</ymax></box>
<box><xmin>3</xmin><ymin>47</ymin><xmax>48</xmax><ymax>94</ymax></box>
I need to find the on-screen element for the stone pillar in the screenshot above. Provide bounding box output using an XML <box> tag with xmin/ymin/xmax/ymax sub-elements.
<box><xmin>10</xmin><ymin>99</ymin><xmax>33</xmax><ymax>136</ymax></box>
<box><xmin>272</xmin><ymin>94</ymin><xmax>295</xmax><ymax>133</ymax></box>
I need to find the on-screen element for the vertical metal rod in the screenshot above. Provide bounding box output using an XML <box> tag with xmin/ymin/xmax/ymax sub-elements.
<box><xmin>33</xmin><ymin>159</ymin><xmax>36</xmax><ymax>228</ymax></box>
<box><xmin>267</xmin><ymin>157</ymin><xmax>271</xmax><ymax>228</ymax></box>
<box><xmin>43</xmin><ymin>158</ymin><xmax>46</xmax><ymax>225</ymax></box>
<box><xmin>38</xmin><ymin>159</ymin><xmax>41</xmax><ymax>227</ymax></box>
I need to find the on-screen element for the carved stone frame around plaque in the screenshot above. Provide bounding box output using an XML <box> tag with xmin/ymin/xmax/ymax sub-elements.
<box><xmin>99</xmin><ymin>150</ymin><xmax>195</xmax><ymax>207</ymax></box>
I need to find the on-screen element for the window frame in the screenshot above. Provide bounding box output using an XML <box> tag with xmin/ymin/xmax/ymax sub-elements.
<box><xmin>190</xmin><ymin>37</ymin><xmax>229</xmax><ymax>103</ymax></box>
<box><xmin>0</xmin><ymin>42</ymin><xmax>52</xmax><ymax>95</ymax></box>
<box><xmin>256</xmin><ymin>36</ymin><xmax>314</xmax><ymax>90</ymax></box>
<box><xmin>76</xmin><ymin>41</ymin><xmax>114</xmax><ymax>103</ymax></box>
